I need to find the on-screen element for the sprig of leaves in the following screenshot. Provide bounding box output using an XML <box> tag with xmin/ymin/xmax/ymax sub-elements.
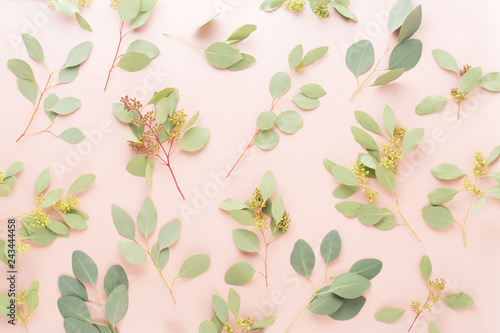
<box><xmin>164</xmin><ymin>20</ymin><xmax>257</xmax><ymax>71</ymax></box>
<box><xmin>0</xmin><ymin>280</ymin><xmax>39</xmax><ymax>332</ymax></box>
<box><xmin>112</xmin><ymin>197</ymin><xmax>211</xmax><ymax>304</ymax></box>
<box><xmin>57</xmin><ymin>251</ymin><xmax>129</xmax><ymax>333</ymax></box>
<box><xmin>104</xmin><ymin>0</ymin><xmax>159</xmax><ymax>90</ymax></box>
<box><xmin>416</xmin><ymin>49</ymin><xmax>500</xmax><ymax>119</ymax></box>
<box><xmin>227</xmin><ymin>44</ymin><xmax>328</xmax><ymax>176</ymax></box>
<box><xmin>114</xmin><ymin>88</ymin><xmax>209</xmax><ymax>199</ymax></box>
<box><xmin>375</xmin><ymin>255</ymin><xmax>474</xmax><ymax>332</ymax></box>
<box><xmin>0</xmin><ymin>161</ymin><xmax>23</xmax><ymax>197</ymax></box>
<box><xmin>8</xmin><ymin>34</ymin><xmax>92</xmax><ymax>143</ymax></box>
<box><xmin>47</xmin><ymin>0</ymin><xmax>93</xmax><ymax>31</ymax></box>
<box><xmin>346</xmin><ymin>0</ymin><xmax>422</xmax><ymax>98</ymax></box>
<box><xmin>285</xmin><ymin>230</ymin><xmax>382</xmax><ymax>332</ymax></box>
<box><xmin>199</xmin><ymin>288</ymin><xmax>276</xmax><ymax>333</ymax></box>
<box><xmin>422</xmin><ymin>147</ymin><xmax>500</xmax><ymax>246</ymax></box>
<box><xmin>0</xmin><ymin>168</ymin><xmax>95</xmax><ymax>266</ymax></box>
<box><xmin>325</xmin><ymin>106</ymin><xmax>424</xmax><ymax>241</ymax></box>
<box><xmin>260</xmin><ymin>0</ymin><xmax>357</xmax><ymax>21</ymax></box>
<box><xmin>219</xmin><ymin>171</ymin><xmax>290</xmax><ymax>287</ymax></box>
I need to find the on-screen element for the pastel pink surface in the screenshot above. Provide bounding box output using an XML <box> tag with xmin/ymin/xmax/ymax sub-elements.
<box><xmin>1</xmin><ymin>0</ymin><xmax>500</xmax><ymax>332</ymax></box>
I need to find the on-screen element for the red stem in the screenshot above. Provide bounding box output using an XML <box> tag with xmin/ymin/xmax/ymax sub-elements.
<box><xmin>17</xmin><ymin>72</ymin><xmax>53</xmax><ymax>142</ymax></box>
<box><xmin>104</xmin><ymin>22</ymin><xmax>126</xmax><ymax>91</ymax></box>
<box><xmin>408</xmin><ymin>312</ymin><xmax>420</xmax><ymax>332</ymax></box>
<box><xmin>226</xmin><ymin>129</ymin><xmax>260</xmax><ymax>177</ymax></box>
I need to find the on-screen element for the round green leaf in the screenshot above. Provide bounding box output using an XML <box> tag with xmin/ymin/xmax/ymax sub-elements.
<box><xmin>204</xmin><ymin>42</ymin><xmax>243</xmax><ymax>69</ymax></box>
<box><xmin>357</xmin><ymin>204</ymin><xmax>386</xmax><ymax>225</ymax></box>
<box><xmin>335</xmin><ymin>201</ymin><xmax>363</xmax><ymax>218</ymax></box>
<box><xmin>72</xmin><ymin>251</ymin><xmax>98</xmax><ymax>285</ymax></box>
<box><xmin>432</xmin><ymin>49</ymin><xmax>458</xmax><ymax>73</ymax></box>
<box><xmin>349</xmin><ymin>259</ymin><xmax>382</xmax><ymax>280</ymax></box>
<box><xmin>292</xmin><ymin>93</ymin><xmax>320</xmax><ymax>110</ymax></box>
<box><xmin>66</xmin><ymin>41</ymin><xmax>93</xmax><ymax>67</ymax></box>
<box><xmin>117</xmin><ymin>0</ymin><xmax>140</xmax><ymax>21</ymax></box>
<box><xmin>388</xmin><ymin>39</ymin><xmax>422</xmax><ymax>71</ymax></box>
<box><xmin>373</xmin><ymin>209</ymin><xmax>398</xmax><ymax>231</ymax></box>
<box><xmin>229</xmin><ymin>209</ymin><xmax>254</xmax><ymax>226</ymax></box>
<box><xmin>375</xmin><ymin>307</ymin><xmax>406</xmax><ymax>323</ymax></box>
<box><xmin>7</xmin><ymin>59</ymin><xmax>35</xmax><ymax>81</ymax></box>
<box><xmin>416</xmin><ymin>96</ymin><xmax>448</xmax><ymax>115</ymax></box>
<box><xmin>330</xmin><ymin>272</ymin><xmax>370</xmax><ymax>299</ymax></box>
<box><xmin>300</xmin><ymin>83</ymin><xmax>327</xmax><ymax>98</ymax></box>
<box><xmin>431</xmin><ymin>163</ymin><xmax>466</xmax><ymax>180</ymax></box>
<box><xmin>117</xmin><ymin>51</ymin><xmax>151</xmax><ymax>72</ymax></box>
<box><xmin>290</xmin><ymin>239</ymin><xmax>315</xmax><ymax>278</ymax></box>
<box><xmin>346</xmin><ymin>40</ymin><xmax>375</xmax><ymax>77</ymax></box>
<box><xmin>428</xmin><ymin>188</ymin><xmax>459</xmax><ymax>205</ymax></box>
<box><xmin>224</xmin><ymin>262</ymin><xmax>256</xmax><ymax>285</ymax></box>
<box><xmin>104</xmin><ymin>265</ymin><xmax>129</xmax><ymax>296</ymax></box>
<box><xmin>199</xmin><ymin>320</ymin><xmax>218</xmax><ymax>333</ymax></box>
<box><xmin>460</xmin><ymin>67</ymin><xmax>482</xmax><ymax>93</ymax></box>
<box><xmin>59</xmin><ymin>128</ymin><xmax>85</xmax><ymax>144</ymax></box>
<box><xmin>421</xmin><ymin>204</ymin><xmax>454</xmax><ymax>229</ymax></box>
<box><xmin>479</xmin><ymin>72</ymin><xmax>500</xmax><ymax>91</ymax></box>
<box><xmin>179</xmin><ymin>127</ymin><xmax>210</xmax><ymax>152</ymax></box>
<box><xmin>117</xmin><ymin>241</ymin><xmax>147</xmax><ymax>266</ymax></box>
<box><xmin>64</xmin><ymin>318</ymin><xmax>99</xmax><ymax>333</ymax></box>
<box><xmin>308</xmin><ymin>287</ymin><xmax>344</xmax><ymax>315</ymax></box>
<box><xmin>49</xmin><ymin>97</ymin><xmax>81</xmax><ymax>115</ymax></box>
<box><xmin>126</xmin><ymin>39</ymin><xmax>160</xmax><ymax>59</ymax></box>
<box><xmin>58</xmin><ymin>65</ymin><xmax>80</xmax><ymax>84</ymax></box>
<box><xmin>57</xmin><ymin>296</ymin><xmax>92</xmax><ymax>322</ymax></box>
<box><xmin>256</xmin><ymin>111</ymin><xmax>276</xmax><ymax>130</ymax></box>
<box><xmin>177</xmin><ymin>254</ymin><xmax>211</xmax><ymax>278</ymax></box>
<box><xmin>269</xmin><ymin>71</ymin><xmax>290</xmax><ymax>99</ymax></box>
<box><xmin>58</xmin><ymin>275</ymin><xmax>88</xmax><ymax>301</ymax></box>
<box><xmin>233</xmin><ymin>229</ymin><xmax>259</xmax><ymax>253</ymax></box>
<box><xmin>329</xmin><ymin>296</ymin><xmax>366</xmax><ymax>321</ymax></box>
<box><xmin>254</xmin><ymin>129</ymin><xmax>279</xmax><ymax>150</ymax></box>
<box><xmin>442</xmin><ymin>292</ymin><xmax>474</xmax><ymax>309</ymax></box>
<box><xmin>54</xmin><ymin>0</ymin><xmax>79</xmax><ymax>14</ymax></box>
<box><xmin>276</xmin><ymin>110</ymin><xmax>303</xmax><ymax>134</ymax></box>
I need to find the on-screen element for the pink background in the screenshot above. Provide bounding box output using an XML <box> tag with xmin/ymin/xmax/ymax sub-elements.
<box><xmin>1</xmin><ymin>0</ymin><xmax>500</xmax><ymax>332</ymax></box>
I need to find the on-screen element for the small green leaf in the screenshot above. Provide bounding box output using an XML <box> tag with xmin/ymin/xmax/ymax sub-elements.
<box><xmin>442</xmin><ymin>292</ymin><xmax>474</xmax><ymax>309</ymax></box>
<box><xmin>259</xmin><ymin>171</ymin><xmax>276</xmax><ymax>201</ymax></box>
<box><xmin>357</xmin><ymin>204</ymin><xmax>386</xmax><ymax>225</ymax></box>
<box><xmin>117</xmin><ymin>241</ymin><xmax>147</xmax><ymax>266</ymax></box>
<box><xmin>420</xmin><ymin>255</ymin><xmax>432</xmax><ymax>282</ymax></box>
<box><xmin>335</xmin><ymin>201</ymin><xmax>363</xmax><ymax>218</ymax></box>
<box><xmin>158</xmin><ymin>219</ymin><xmax>181</xmax><ymax>250</ymax></box>
<box><xmin>130</xmin><ymin>11</ymin><xmax>152</xmax><ymax>30</ymax></box>
<box><xmin>429</xmin><ymin>321</ymin><xmax>439</xmax><ymax>333</ymax></box>
<box><xmin>177</xmin><ymin>254</ymin><xmax>211</xmax><ymax>278</ymax></box>
<box><xmin>388</xmin><ymin>0</ymin><xmax>411</xmax><ymax>32</ymax></box>
<box><xmin>416</xmin><ymin>96</ymin><xmax>448</xmax><ymax>115</ymax></box>
<box><xmin>290</xmin><ymin>239</ymin><xmax>315</xmax><ymax>278</ymax></box>
<box><xmin>5</xmin><ymin>162</ymin><xmax>23</xmax><ymax>178</ymax></box>
<box><xmin>256</xmin><ymin>111</ymin><xmax>276</xmax><ymax>130</ymax></box>
<box><xmin>303</xmin><ymin>46</ymin><xmax>329</xmax><ymax>66</ymax></box>
<box><xmin>117</xmin><ymin>51</ymin><xmax>151</xmax><ymax>71</ymax></box>
<box><xmin>218</xmin><ymin>199</ymin><xmax>247</xmax><ymax>211</ymax></box>
<box><xmin>354</xmin><ymin>111</ymin><xmax>382</xmax><ymax>135</ymax></box>
<box><xmin>64</xmin><ymin>318</ymin><xmax>100</xmax><ymax>333</ymax></box>
<box><xmin>126</xmin><ymin>155</ymin><xmax>149</xmax><ymax>177</ymax></box>
<box><xmin>226</xmin><ymin>24</ymin><xmax>257</xmax><ymax>44</ymax></box>
<box><xmin>292</xmin><ymin>93</ymin><xmax>320</xmax><ymax>109</ymax></box>
<box><xmin>288</xmin><ymin>44</ymin><xmax>303</xmax><ymax>70</ymax></box>
<box><xmin>346</xmin><ymin>40</ymin><xmax>375</xmax><ymax>77</ymax></box>
<box><xmin>68</xmin><ymin>174</ymin><xmax>95</xmax><ymax>194</ymax></box>
<box><xmin>57</xmin><ymin>296</ymin><xmax>92</xmax><ymax>322</ymax></box>
<box><xmin>59</xmin><ymin>128</ymin><xmax>85</xmax><ymax>144</ymax></box>
<box><xmin>388</xmin><ymin>39</ymin><xmax>422</xmax><ymax>71</ymax></box>
<box><xmin>126</xmin><ymin>39</ymin><xmax>160</xmax><ymax>59</ymax></box>
<box><xmin>105</xmin><ymin>285</ymin><xmax>129</xmax><ymax>327</ymax></box>
<box><xmin>331</xmin><ymin>165</ymin><xmax>360</xmax><ymax>186</ymax></box>
<box><xmin>204</xmin><ymin>42</ymin><xmax>243</xmax><ymax>69</ymax></box>
<box><xmin>22</xmin><ymin>33</ymin><xmax>44</xmax><ymax>62</ymax></box>
<box><xmin>351</xmin><ymin>126</ymin><xmax>378</xmax><ymax>150</ymax></box>
<box><xmin>54</xmin><ymin>0</ymin><xmax>79</xmax><ymax>14</ymax></box>
<box><xmin>62</xmin><ymin>213</ymin><xmax>88</xmax><ymax>229</ymax></box>
<box><xmin>254</xmin><ymin>129</ymin><xmax>279</xmax><ymax>150</ymax></box>
<box><xmin>75</xmin><ymin>13</ymin><xmax>92</xmax><ymax>32</ymax></box>
<box><xmin>375</xmin><ymin>165</ymin><xmax>396</xmax><ymax>191</ymax></box>
<box><xmin>329</xmin><ymin>296</ymin><xmax>366</xmax><ymax>321</ymax></box>
<box><xmin>260</xmin><ymin>0</ymin><xmax>282</xmax><ymax>11</ymax></box>
<box><xmin>349</xmin><ymin>259</ymin><xmax>383</xmax><ymax>280</ymax></box>
<box><xmin>250</xmin><ymin>316</ymin><xmax>277</xmax><ymax>330</ymax></box>
<box><xmin>229</xmin><ymin>209</ymin><xmax>254</xmax><ymax>226</ymax></box>
<box><xmin>17</xmin><ymin>78</ymin><xmax>37</xmax><ymax>104</ymax></box>
<box><xmin>49</xmin><ymin>97</ymin><xmax>81</xmax><ymax>115</ymax></box>
<box><xmin>232</xmin><ymin>229</ymin><xmax>259</xmax><ymax>253</ymax></box>
<box><xmin>479</xmin><ymin>72</ymin><xmax>500</xmax><ymax>91</ymax></box>
<box><xmin>375</xmin><ymin>307</ymin><xmax>406</xmax><ymax>323</ymax></box>
<box><xmin>58</xmin><ymin>65</ymin><xmax>80</xmax><ymax>84</ymax></box>
<box><xmin>432</xmin><ymin>49</ymin><xmax>458</xmax><ymax>73</ymax></box>
<box><xmin>431</xmin><ymin>163</ymin><xmax>466</xmax><ymax>180</ymax></box>
<box><xmin>199</xmin><ymin>320</ymin><xmax>218</xmax><ymax>333</ymax></box>
<box><xmin>212</xmin><ymin>295</ymin><xmax>228</xmax><ymax>323</ymax></box>
<box><xmin>137</xmin><ymin>197</ymin><xmax>157</xmax><ymax>239</ymax></box>
<box><xmin>269</xmin><ymin>72</ymin><xmax>290</xmax><ymax>99</ymax></box>
<box><xmin>383</xmin><ymin>105</ymin><xmax>396</xmax><ymax>134</ymax></box>
<box><xmin>487</xmin><ymin>146</ymin><xmax>500</xmax><ymax>164</ymax></box>
<box><xmin>66</xmin><ymin>41</ymin><xmax>93</xmax><ymax>67</ymax></box>
<box><xmin>58</xmin><ymin>275</ymin><xmax>88</xmax><ymax>301</ymax></box>
<box><xmin>320</xmin><ymin>230</ymin><xmax>341</xmax><ymax>265</ymax></box>
<box><xmin>461</xmin><ymin>67</ymin><xmax>482</xmax><ymax>93</ymax></box>
<box><xmin>7</xmin><ymin>59</ymin><xmax>35</xmax><ymax>81</ymax></box>
<box><xmin>40</xmin><ymin>188</ymin><xmax>63</xmax><ymax>208</ymax></box>
<box><xmin>117</xmin><ymin>0</ymin><xmax>140</xmax><ymax>21</ymax></box>
<box><xmin>227</xmin><ymin>53</ymin><xmax>256</xmax><ymax>71</ymax></box>
<box><xmin>271</xmin><ymin>195</ymin><xmax>285</xmax><ymax>221</ymax></box>
<box><xmin>330</xmin><ymin>272</ymin><xmax>370</xmax><ymax>299</ymax></box>
<box><xmin>300</xmin><ymin>83</ymin><xmax>326</xmax><ymax>98</ymax></box>
<box><xmin>333</xmin><ymin>185</ymin><xmax>359</xmax><ymax>199</ymax></box>
<box><xmin>421</xmin><ymin>204</ymin><xmax>454</xmax><ymax>229</ymax></box>
<box><xmin>308</xmin><ymin>288</ymin><xmax>343</xmax><ymax>315</ymax></box>
<box><xmin>72</xmin><ymin>251</ymin><xmax>98</xmax><ymax>285</ymax></box>
<box><xmin>103</xmin><ymin>265</ymin><xmax>129</xmax><ymax>296</ymax></box>
<box><xmin>111</xmin><ymin>205</ymin><xmax>136</xmax><ymax>241</ymax></box>
<box><xmin>26</xmin><ymin>229</ymin><xmax>57</xmax><ymax>245</ymax></box>
<box><xmin>398</xmin><ymin>5</ymin><xmax>422</xmax><ymax>42</ymax></box>
<box><xmin>224</xmin><ymin>262</ymin><xmax>256</xmax><ymax>285</ymax></box>
<box><xmin>402</xmin><ymin>128</ymin><xmax>424</xmax><ymax>155</ymax></box>
<box><xmin>428</xmin><ymin>188</ymin><xmax>460</xmax><ymax>205</ymax></box>
<box><xmin>179</xmin><ymin>127</ymin><xmax>210</xmax><ymax>151</ymax></box>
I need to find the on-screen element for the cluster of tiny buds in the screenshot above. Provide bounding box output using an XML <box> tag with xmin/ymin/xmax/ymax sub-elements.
<box><xmin>0</xmin><ymin>171</ymin><xmax>4</xmax><ymax>184</ymax></box>
<box><xmin>167</xmin><ymin>110</ymin><xmax>187</xmax><ymax>142</ymax></box>
<box><xmin>31</xmin><ymin>195</ymin><xmax>50</xmax><ymax>227</ymax></box>
<box><xmin>472</xmin><ymin>151</ymin><xmax>489</xmax><ymax>177</ymax></box>
<box><xmin>47</xmin><ymin>0</ymin><xmax>93</xmax><ymax>10</ymax></box>
<box><xmin>16</xmin><ymin>238</ymin><xmax>31</xmax><ymax>254</ymax></box>
<box><xmin>223</xmin><ymin>316</ymin><xmax>255</xmax><ymax>332</ymax></box>
<box><xmin>249</xmin><ymin>189</ymin><xmax>265</xmax><ymax>210</ymax></box>
<box><xmin>54</xmin><ymin>195</ymin><xmax>80</xmax><ymax>213</ymax></box>
<box><xmin>461</xmin><ymin>177</ymin><xmax>484</xmax><ymax>197</ymax></box>
<box><xmin>121</xmin><ymin>95</ymin><xmax>143</xmax><ymax>113</ymax></box>
<box><xmin>380</xmin><ymin>125</ymin><xmax>406</xmax><ymax>173</ymax></box>
<box><xmin>352</xmin><ymin>161</ymin><xmax>378</xmax><ymax>203</ymax></box>
<box><xmin>459</xmin><ymin>64</ymin><xmax>472</xmax><ymax>76</ymax></box>
<box><xmin>277</xmin><ymin>212</ymin><xmax>290</xmax><ymax>232</ymax></box>
<box><xmin>314</xmin><ymin>4</ymin><xmax>330</xmax><ymax>18</ymax></box>
<box><xmin>15</xmin><ymin>289</ymin><xmax>31</xmax><ymax>323</ymax></box>
<box><xmin>283</xmin><ymin>0</ymin><xmax>306</xmax><ymax>12</ymax></box>
<box><xmin>450</xmin><ymin>88</ymin><xmax>469</xmax><ymax>103</ymax></box>
<box><xmin>110</xmin><ymin>0</ymin><xmax>120</xmax><ymax>9</ymax></box>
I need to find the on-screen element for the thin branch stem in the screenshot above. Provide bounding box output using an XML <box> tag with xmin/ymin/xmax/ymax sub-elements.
<box><xmin>163</xmin><ymin>34</ymin><xmax>208</xmax><ymax>50</ymax></box>
<box><xmin>285</xmin><ymin>305</ymin><xmax>309</xmax><ymax>333</ymax></box>
<box><xmin>104</xmin><ymin>22</ymin><xmax>126</xmax><ymax>91</ymax></box>
<box><xmin>93</xmin><ymin>285</ymin><xmax>112</xmax><ymax>333</ymax></box>
<box><xmin>393</xmin><ymin>191</ymin><xmax>421</xmax><ymax>242</ymax></box>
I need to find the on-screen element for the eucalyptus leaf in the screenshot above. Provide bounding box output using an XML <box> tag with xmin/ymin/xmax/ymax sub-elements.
<box><xmin>117</xmin><ymin>51</ymin><xmax>151</xmax><ymax>72</ymax></box>
<box><xmin>59</xmin><ymin>128</ymin><xmax>85</xmax><ymax>144</ymax></box>
<box><xmin>375</xmin><ymin>307</ymin><xmax>406</xmax><ymax>323</ymax></box>
<box><xmin>75</xmin><ymin>13</ymin><xmax>92</xmax><ymax>32</ymax></box>
<box><xmin>259</xmin><ymin>171</ymin><xmax>276</xmax><ymax>201</ymax></box>
<box><xmin>346</xmin><ymin>40</ymin><xmax>375</xmax><ymax>77</ymax></box>
<box><xmin>66</xmin><ymin>41</ymin><xmax>93</xmax><ymax>67</ymax></box>
<box><xmin>320</xmin><ymin>230</ymin><xmax>341</xmax><ymax>265</ymax></box>
<box><xmin>308</xmin><ymin>288</ymin><xmax>344</xmax><ymax>315</ymax></box>
<box><xmin>224</xmin><ymin>262</ymin><xmax>256</xmax><ymax>285</ymax></box>
<box><xmin>22</xmin><ymin>33</ymin><xmax>44</xmax><ymax>62</ymax></box>
<box><xmin>421</xmin><ymin>204</ymin><xmax>454</xmax><ymax>229</ymax></box>
<box><xmin>460</xmin><ymin>67</ymin><xmax>482</xmax><ymax>93</ymax></box>
<box><xmin>137</xmin><ymin>197</ymin><xmax>157</xmax><ymax>239</ymax></box>
<box><xmin>331</xmin><ymin>165</ymin><xmax>360</xmax><ymax>186</ymax></box>
<box><xmin>105</xmin><ymin>285</ymin><xmax>129</xmax><ymax>327</ymax></box>
<box><xmin>254</xmin><ymin>129</ymin><xmax>279</xmax><ymax>150</ymax></box>
<box><xmin>57</xmin><ymin>296</ymin><xmax>92</xmax><ymax>322</ymax></box>
<box><xmin>329</xmin><ymin>296</ymin><xmax>366</xmax><ymax>321</ymax></box>
<box><xmin>335</xmin><ymin>201</ymin><xmax>364</xmax><ymax>218</ymax></box>
<box><xmin>269</xmin><ymin>72</ymin><xmax>290</xmax><ymax>99</ymax></box>
<box><xmin>112</xmin><ymin>205</ymin><xmax>136</xmax><ymax>240</ymax></box>
<box><xmin>179</xmin><ymin>127</ymin><xmax>210</xmax><ymax>152</ymax></box>
<box><xmin>431</xmin><ymin>164</ymin><xmax>466</xmax><ymax>180</ymax></box>
<box><xmin>402</xmin><ymin>128</ymin><xmax>424</xmax><ymax>154</ymax></box>
<box><xmin>442</xmin><ymin>292</ymin><xmax>474</xmax><ymax>309</ymax></box>
<box><xmin>290</xmin><ymin>239</ymin><xmax>315</xmax><ymax>278</ymax></box>
<box><xmin>351</xmin><ymin>126</ymin><xmax>378</xmax><ymax>150</ymax></box>
<box><xmin>276</xmin><ymin>110</ymin><xmax>303</xmax><ymax>134</ymax></box>
<box><xmin>72</xmin><ymin>251</ymin><xmax>98</xmax><ymax>285</ymax></box>
<box><xmin>357</xmin><ymin>205</ymin><xmax>386</xmax><ymax>225</ymax></box>
<box><xmin>479</xmin><ymin>72</ymin><xmax>500</xmax><ymax>91</ymax></box>
<box><xmin>330</xmin><ymin>272</ymin><xmax>370</xmax><ymax>299</ymax></box>
<box><xmin>288</xmin><ymin>44</ymin><xmax>303</xmax><ymax>70</ymax></box>
<box><xmin>428</xmin><ymin>188</ymin><xmax>459</xmax><ymax>205</ymax></box>
<box><xmin>349</xmin><ymin>259</ymin><xmax>382</xmax><ymax>280</ymax></box>
<box><xmin>204</xmin><ymin>42</ymin><xmax>243</xmax><ymax>69</ymax></box>
<box><xmin>17</xmin><ymin>78</ymin><xmax>37</xmax><ymax>104</ymax></box>
<box><xmin>59</xmin><ymin>275</ymin><xmax>88</xmax><ymax>301</ymax></box>
<box><xmin>432</xmin><ymin>49</ymin><xmax>458</xmax><ymax>73</ymax></box>
<box><xmin>398</xmin><ymin>5</ymin><xmax>422</xmax><ymax>42</ymax></box>
<box><xmin>177</xmin><ymin>254</ymin><xmax>211</xmax><ymax>278</ymax></box>
<box><xmin>103</xmin><ymin>265</ymin><xmax>129</xmax><ymax>296</ymax></box>
<box><xmin>303</xmin><ymin>46</ymin><xmax>329</xmax><ymax>66</ymax></box>
<box><xmin>117</xmin><ymin>241</ymin><xmax>147</xmax><ymax>266</ymax></box>
<box><xmin>226</xmin><ymin>24</ymin><xmax>257</xmax><ymax>44</ymax></box>
<box><xmin>420</xmin><ymin>255</ymin><xmax>432</xmax><ymax>282</ymax></box>
<box><xmin>256</xmin><ymin>111</ymin><xmax>276</xmax><ymax>130</ymax></box>
<box><xmin>117</xmin><ymin>0</ymin><xmax>140</xmax><ymax>21</ymax></box>
<box><xmin>292</xmin><ymin>93</ymin><xmax>320</xmax><ymax>110</ymax></box>
<box><xmin>375</xmin><ymin>165</ymin><xmax>396</xmax><ymax>191</ymax></box>
<box><xmin>388</xmin><ymin>0</ymin><xmax>411</xmax><ymax>32</ymax></box>
<box><xmin>126</xmin><ymin>39</ymin><xmax>160</xmax><ymax>59</ymax></box>
<box><xmin>388</xmin><ymin>39</ymin><xmax>422</xmax><ymax>71</ymax></box>
<box><xmin>416</xmin><ymin>96</ymin><xmax>448</xmax><ymax>115</ymax></box>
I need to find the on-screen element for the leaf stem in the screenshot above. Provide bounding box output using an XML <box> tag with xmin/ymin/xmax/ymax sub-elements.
<box><xmin>104</xmin><ymin>21</ymin><xmax>126</xmax><ymax>91</ymax></box>
<box><xmin>393</xmin><ymin>191</ymin><xmax>421</xmax><ymax>242</ymax></box>
<box><xmin>0</xmin><ymin>211</ymin><xmax>32</xmax><ymax>223</ymax></box>
<box><xmin>93</xmin><ymin>285</ymin><xmax>113</xmax><ymax>333</ymax></box>
<box><xmin>285</xmin><ymin>305</ymin><xmax>309</xmax><ymax>333</ymax></box>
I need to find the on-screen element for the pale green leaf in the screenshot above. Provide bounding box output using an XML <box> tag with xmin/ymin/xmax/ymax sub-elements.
<box><xmin>346</xmin><ymin>40</ymin><xmax>374</xmax><ymax>77</ymax></box>
<box><xmin>179</xmin><ymin>127</ymin><xmax>210</xmax><ymax>152</ymax></box>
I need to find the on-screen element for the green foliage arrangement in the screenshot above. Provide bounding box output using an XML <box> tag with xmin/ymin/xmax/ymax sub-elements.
<box><xmin>199</xmin><ymin>288</ymin><xmax>276</xmax><ymax>333</ymax></box>
<box><xmin>0</xmin><ymin>280</ymin><xmax>39</xmax><ymax>333</ymax></box>
<box><xmin>112</xmin><ymin>197</ymin><xmax>211</xmax><ymax>304</ymax></box>
<box><xmin>47</xmin><ymin>0</ymin><xmax>93</xmax><ymax>31</ymax></box>
<box><xmin>375</xmin><ymin>255</ymin><xmax>474</xmax><ymax>332</ymax></box>
<box><xmin>325</xmin><ymin>106</ymin><xmax>424</xmax><ymax>241</ymax></box>
<box><xmin>58</xmin><ymin>251</ymin><xmax>129</xmax><ymax>333</ymax></box>
<box><xmin>104</xmin><ymin>0</ymin><xmax>160</xmax><ymax>90</ymax></box>
<box><xmin>227</xmin><ymin>44</ymin><xmax>328</xmax><ymax>176</ymax></box>
<box><xmin>0</xmin><ymin>161</ymin><xmax>23</xmax><ymax>197</ymax></box>
<box><xmin>165</xmin><ymin>20</ymin><xmax>257</xmax><ymax>71</ymax></box>
<box><xmin>416</xmin><ymin>50</ymin><xmax>500</xmax><ymax>119</ymax></box>
<box><xmin>346</xmin><ymin>0</ymin><xmax>422</xmax><ymax>98</ymax></box>
<box><xmin>422</xmin><ymin>146</ymin><xmax>500</xmax><ymax>246</ymax></box>
<box><xmin>0</xmin><ymin>169</ymin><xmax>95</xmax><ymax>264</ymax></box>
<box><xmin>113</xmin><ymin>88</ymin><xmax>209</xmax><ymax>199</ymax></box>
<box><xmin>260</xmin><ymin>0</ymin><xmax>357</xmax><ymax>21</ymax></box>
<box><xmin>8</xmin><ymin>34</ymin><xmax>92</xmax><ymax>143</ymax></box>
<box><xmin>219</xmin><ymin>171</ymin><xmax>290</xmax><ymax>287</ymax></box>
<box><xmin>286</xmin><ymin>230</ymin><xmax>382</xmax><ymax>332</ymax></box>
